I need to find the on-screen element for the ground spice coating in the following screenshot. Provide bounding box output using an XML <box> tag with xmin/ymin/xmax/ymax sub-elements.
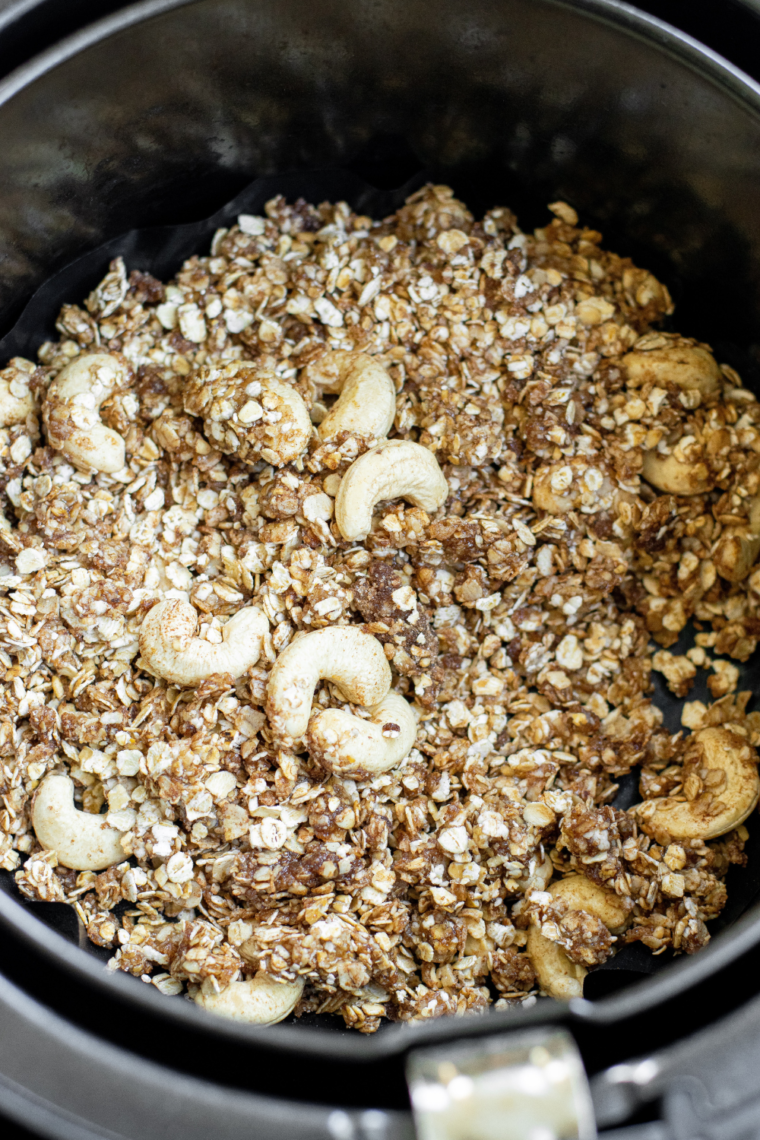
<box><xmin>1</xmin><ymin>185</ymin><xmax>759</xmax><ymax>1030</ymax></box>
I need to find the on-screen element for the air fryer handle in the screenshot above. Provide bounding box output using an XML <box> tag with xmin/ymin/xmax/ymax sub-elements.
<box><xmin>592</xmin><ymin>987</ymin><xmax>760</xmax><ymax>1140</ymax></box>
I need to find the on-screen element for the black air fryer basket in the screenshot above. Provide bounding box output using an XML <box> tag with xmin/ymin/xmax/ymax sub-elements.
<box><xmin>2</xmin><ymin>1</ymin><xmax>760</xmax><ymax>1138</ymax></box>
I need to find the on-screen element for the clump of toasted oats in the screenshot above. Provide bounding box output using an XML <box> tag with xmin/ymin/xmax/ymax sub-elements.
<box><xmin>183</xmin><ymin>361</ymin><xmax>312</xmax><ymax>468</ymax></box>
<box><xmin>1</xmin><ymin>185</ymin><xmax>759</xmax><ymax>1030</ymax></box>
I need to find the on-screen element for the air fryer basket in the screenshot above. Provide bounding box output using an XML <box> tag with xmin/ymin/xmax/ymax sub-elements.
<box><xmin>2</xmin><ymin>0</ymin><xmax>760</xmax><ymax>1136</ymax></box>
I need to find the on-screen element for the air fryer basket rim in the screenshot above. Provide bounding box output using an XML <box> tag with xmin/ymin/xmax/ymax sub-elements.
<box><xmin>2</xmin><ymin>0</ymin><xmax>760</xmax><ymax>112</ymax></box>
<box><xmin>0</xmin><ymin>0</ymin><xmax>759</xmax><ymax>1059</ymax></box>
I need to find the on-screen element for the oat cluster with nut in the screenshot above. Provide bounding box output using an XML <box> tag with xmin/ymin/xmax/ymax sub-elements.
<box><xmin>2</xmin><ymin>185</ymin><xmax>760</xmax><ymax>1029</ymax></box>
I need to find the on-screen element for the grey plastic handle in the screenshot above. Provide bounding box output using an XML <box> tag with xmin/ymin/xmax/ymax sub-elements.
<box><xmin>0</xmin><ymin>970</ymin><xmax>413</xmax><ymax>1140</ymax></box>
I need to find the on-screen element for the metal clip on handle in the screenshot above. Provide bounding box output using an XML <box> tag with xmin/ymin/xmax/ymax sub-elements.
<box><xmin>407</xmin><ymin>1028</ymin><xmax>596</xmax><ymax>1140</ymax></box>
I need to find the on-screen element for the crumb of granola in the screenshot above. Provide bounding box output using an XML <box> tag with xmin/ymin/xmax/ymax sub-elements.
<box><xmin>652</xmin><ymin>650</ymin><xmax>697</xmax><ymax>698</ymax></box>
<box><xmin>708</xmin><ymin>658</ymin><xmax>740</xmax><ymax>698</ymax></box>
<box><xmin>2</xmin><ymin>186</ymin><xmax>758</xmax><ymax>1030</ymax></box>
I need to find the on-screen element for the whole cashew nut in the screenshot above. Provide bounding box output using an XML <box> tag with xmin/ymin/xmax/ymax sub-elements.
<box><xmin>302</xmin><ymin>351</ymin><xmax>396</xmax><ymax>442</ymax></box>
<box><xmin>140</xmin><ymin>599</ymin><xmax>268</xmax><ymax>685</ymax></box>
<box><xmin>308</xmin><ymin>690</ymin><xmax>418</xmax><ymax>778</ymax></box>
<box><xmin>195</xmin><ymin>972</ymin><xmax>304</xmax><ymax>1025</ymax></box>
<box><xmin>32</xmin><ymin>773</ymin><xmax>126</xmax><ymax>871</ymax></box>
<box><xmin>266</xmin><ymin>626</ymin><xmax>391</xmax><ymax>743</ymax></box>
<box><xmin>637</xmin><ymin>726</ymin><xmax>760</xmax><ymax>841</ymax></box>
<box><xmin>641</xmin><ymin>445</ymin><xmax>714</xmax><ymax>496</ymax></box>
<box><xmin>184</xmin><ymin>362</ymin><xmax>312</xmax><ymax>467</ymax></box>
<box><xmin>622</xmin><ymin>343</ymin><xmax>721</xmax><ymax>401</ymax></box>
<box><xmin>335</xmin><ymin>440</ymin><xmax>448</xmax><ymax>541</ymax></box>
<box><xmin>714</xmin><ymin>495</ymin><xmax>760</xmax><ymax>583</ymax></box>
<box><xmin>0</xmin><ymin>359</ymin><xmax>35</xmax><ymax>426</ymax></box>
<box><xmin>43</xmin><ymin>353</ymin><xmax>129</xmax><ymax>473</ymax></box>
<box><xmin>526</xmin><ymin>876</ymin><xmax>629</xmax><ymax>1000</ymax></box>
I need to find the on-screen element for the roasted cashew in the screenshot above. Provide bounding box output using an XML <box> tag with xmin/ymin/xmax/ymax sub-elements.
<box><xmin>0</xmin><ymin>359</ymin><xmax>35</xmax><ymax>426</ymax></box>
<box><xmin>642</xmin><ymin>444</ymin><xmax>714</xmax><ymax>496</ymax></box>
<box><xmin>714</xmin><ymin>495</ymin><xmax>760</xmax><ymax>583</ymax></box>
<box><xmin>637</xmin><ymin>726</ymin><xmax>760</xmax><ymax>841</ymax></box>
<box><xmin>622</xmin><ymin>342</ymin><xmax>721</xmax><ymax>401</ymax></box>
<box><xmin>43</xmin><ymin>353</ymin><xmax>129</xmax><ymax>473</ymax></box>
<box><xmin>308</xmin><ymin>690</ymin><xmax>418</xmax><ymax>778</ymax></box>
<box><xmin>184</xmin><ymin>362</ymin><xmax>312</xmax><ymax>467</ymax></box>
<box><xmin>140</xmin><ymin>599</ymin><xmax>268</xmax><ymax>685</ymax></box>
<box><xmin>302</xmin><ymin>351</ymin><xmax>396</xmax><ymax>442</ymax></box>
<box><xmin>195</xmin><ymin>972</ymin><xmax>303</xmax><ymax>1025</ymax></box>
<box><xmin>335</xmin><ymin>440</ymin><xmax>448</xmax><ymax>541</ymax></box>
<box><xmin>32</xmin><ymin>773</ymin><xmax>126</xmax><ymax>871</ymax></box>
<box><xmin>526</xmin><ymin>876</ymin><xmax>628</xmax><ymax>1000</ymax></box>
<box><xmin>266</xmin><ymin>626</ymin><xmax>391</xmax><ymax>743</ymax></box>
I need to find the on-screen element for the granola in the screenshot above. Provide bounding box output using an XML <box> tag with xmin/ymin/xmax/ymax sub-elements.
<box><xmin>1</xmin><ymin>185</ymin><xmax>759</xmax><ymax>1030</ymax></box>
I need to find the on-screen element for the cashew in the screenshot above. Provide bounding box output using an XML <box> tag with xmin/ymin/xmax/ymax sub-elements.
<box><xmin>140</xmin><ymin>599</ymin><xmax>268</xmax><ymax>685</ymax></box>
<box><xmin>637</xmin><ymin>726</ymin><xmax>760</xmax><ymax>841</ymax></box>
<box><xmin>641</xmin><ymin>446</ymin><xmax>714</xmax><ymax>496</ymax></box>
<box><xmin>0</xmin><ymin>358</ymin><xmax>35</xmax><ymax>426</ymax></box>
<box><xmin>266</xmin><ymin>626</ymin><xmax>391</xmax><ymax>743</ymax></box>
<box><xmin>549</xmin><ymin>875</ymin><xmax>629</xmax><ymax>930</ymax></box>
<box><xmin>184</xmin><ymin>362</ymin><xmax>311</xmax><ymax>466</ymax></box>
<box><xmin>302</xmin><ymin>351</ymin><xmax>396</xmax><ymax>442</ymax></box>
<box><xmin>526</xmin><ymin>876</ymin><xmax>628</xmax><ymax>1000</ymax></box>
<box><xmin>308</xmin><ymin>690</ymin><xmax>418</xmax><ymax>778</ymax></box>
<box><xmin>195</xmin><ymin>972</ymin><xmax>303</xmax><ymax>1025</ymax></box>
<box><xmin>622</xmin><ymin>343</ymin><xmax>721</xmax><ymax>400</ymax></box>
<box><xmin>335</xmin><ymin>440</ymin><xmax>448</xmax><ymax>541</ymax></box>
<box><xmin>527</xmin><ymin>933</ymin><xmax>586</xmax><ymax>1000</ymax></box>
<box><xmin>43</xmin><ymin>353</ymin><xmax>129</xmax><ymax>473</ymax></box>
<box><xmin>714</xmin><ymin>495</ymin><xmax>760</xmax><ymax>583</ymax></box>
<box><xmin>32</xmin><ymin>773</ymin><xmax>126</xmax><ymax>871</ymax></box>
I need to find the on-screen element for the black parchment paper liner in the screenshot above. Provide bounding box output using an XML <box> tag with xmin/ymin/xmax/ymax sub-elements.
<box><xmin>0</xmin><ymin>166</ymin><xmax>758</xmax><ymax>995</ymax></box>
<box><xmin>0</xmin><ymin>168</ymin><xmax>426</xmax><ymax>363</ymax></box>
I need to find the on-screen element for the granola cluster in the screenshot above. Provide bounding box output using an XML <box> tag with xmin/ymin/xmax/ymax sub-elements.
<box><xmin>2</xmin><ymin>185</ymin><xmax>759</xmax><ymax>1030</ymax></box>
